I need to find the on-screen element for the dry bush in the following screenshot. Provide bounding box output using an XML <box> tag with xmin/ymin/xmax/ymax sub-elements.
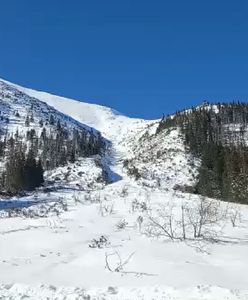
<box><xmin>185</xmin><ymin>197</ymin><xmax>224</xmax><ymax>239</ymax></box>
<box><xmin>115</xmin><ymin>219</ymin><xmax>128</xmax><ymax>230</ymax></box>
<box><xmin>131</xmin><ymin>199</ymin><xmax>148</xmax><ymax>213</ymax></box>
<box><xmin>145</xmin><ymin>196</ymin><xmax>225</xmax><ymax>242</ymax></box>
<box><xmin>99</xmin><ymin>200</ymin><xmax>115</xmax><ymax>217</ymax></box>
<box><xmin>105</xmin><ymin>251</ymin><xmax>135</xmax><ymax>273</ymax></box>
<box><xmin>228</xmin><ymin>206</ymin><xmax>241</xmax><ymax>227</ymax></box>
<box><xmin>89</xmin><ymin>235</ymin><xmax>110</xmax><ymax>248</ymax></box>
<box><xmin>145</xmin><ymin>204</ymin><xmax>178</xmax><ymax>240</ymax></box>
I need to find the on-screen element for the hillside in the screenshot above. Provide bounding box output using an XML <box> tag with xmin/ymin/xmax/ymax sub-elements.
<box><xmin>0</xmin><ymin>79</ymin><xmax>107</xmax><ymax>194</ymax></box>
<box><xmin>0</xmin><ymin>79</ymin><xmax>248</xmax><ymax>299</ymax></box>
<box><xmin>156</xmin><ymin>102</ymin><xmax>248</xmax><ymax>203</ymax></box>
<box><xmin>0</xmin><ymin>78</ymin><xmax>198</xmax><ymax>193</ymax></box>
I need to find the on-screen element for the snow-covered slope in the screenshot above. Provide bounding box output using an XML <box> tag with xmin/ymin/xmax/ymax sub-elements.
<box><xmin>0</xmin><ymin>80</ymin><xmax>101</xmax><ymax>138</ymax></box>
<box><xmin>0</xmin><ymin>78</ymin><xmax>197</xmax><ymax>191</ymax></box>
<box><xmin>0</xmin><ymin>77</ymin><xmax>150</xmax><ymax>142</ymax></box>
<box><xmin>0</xmin><ymin>79</ymin><xmax>109</xmax><ymax>193</ymax></box>
<box><xmin>124</xmin><ymin>124</ymin><xmax>199</xmax><ymax>190</ymax></box>
<box><xmin>1</xmin><ymin>78</ymin><xmax>248</xmax><ymax>300</ymax></box>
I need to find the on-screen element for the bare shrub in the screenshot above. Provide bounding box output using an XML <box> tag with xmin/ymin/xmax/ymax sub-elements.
<box><xmin>136</xmin><ymin>215</ymin><xmax>144</xmax><ymax>232</ymax></box>
<box><xmin>145</xmin><ymin>204</ymin><xmax>177</xmax><ymax>240</ymax></box>
<box><xmin>85</xmin><ymin>192</ymin><xmax>101</xmax><ymax>203</ymax></box>
<box><xmin>73</xmin><ymin>192</ymin><xmax>84</xmax><ymax>205</ymax></box>
<box><xmin>115</xmin><ymin>219</ymin><xmax>128</xmax><ymax>230</ymax></box>
<box><xmin>127</xmin><ymin>166</ymin><xmax>141</xmax><ymax>180</ymax></box>
<box><xmin>104</xmin><ymin>250</ymin><xmax>158</xmax><ymax>277</ymax></box>
<box><xmin>99</xmin><ymin>200</ymin><xmax>114</xmax><ymax>217</ymax></box>
<box><xmin>178</xmin><ymin>204</ymin><xmax>187</xmax><ymax>240</ymax></box>
<box><xmin>229</xmin><ymin>207</ymin><xmax>241</xmax><ymax>227</ymax></box>
<box><xmin>131</xmin><ymin>199</ymin><xmax>148</xmax><ymax>213</ymax></box>
<box><xmin>145</xmin><ymin>196</ymin><xmax>225</xmax><ymax>242</ymax></box>
<box><xmin>105</xmin><ymin>251</ymin><xmax>135</xmax><ymax>273</ymax></box>
<box><xmin>186</xmin><ymin>196</ymin><xmax>224</xmax><ymax>239</ymax></box>
<box><xmin>89</xmin><ymin>235</ymin><xmax>110</xmax><ymax>248</ymax></box>
<box><xmin>120</xmin><ymin>185</ymin><xmax>128</xmax><ymax>197</ymax></box>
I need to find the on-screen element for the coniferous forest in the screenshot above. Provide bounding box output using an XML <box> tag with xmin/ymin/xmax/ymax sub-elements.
<box><xmin>0</xmin><ymin>116</ymin><xmax>104</xmax><ymax>195</ymax></box>
<box><xmin>157</xmin><ymin>102</ymin><xmax>248</xmax><ymax>204</ymax></box>
<box><xmin>0</xmin><ymin>82</ymin><xmax>105</xmax><ymax>196</ymax></box>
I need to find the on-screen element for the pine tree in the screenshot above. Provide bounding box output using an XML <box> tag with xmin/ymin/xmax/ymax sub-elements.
<box><xmin>25</xmin><ymin>115</ymin><xmax>30</xmax><ymax>127</ymax></box>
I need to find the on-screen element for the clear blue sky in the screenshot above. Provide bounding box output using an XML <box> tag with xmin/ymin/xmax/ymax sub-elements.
<box><xmin>0</xmin><ymin>1</ymin><xmax>248</xmax><ymax>119</ymax></box>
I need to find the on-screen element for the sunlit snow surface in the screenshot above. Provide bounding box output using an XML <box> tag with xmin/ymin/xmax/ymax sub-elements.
<box><xmin>0</xmin><ymin>78</ymin><xmax>248</xmax><ymax>299</ymax></box>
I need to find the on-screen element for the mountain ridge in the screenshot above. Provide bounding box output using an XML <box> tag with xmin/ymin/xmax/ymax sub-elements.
<box><xmin>0</xmin><ymin>77</ymin><xmax>152</xmax><ymax>138</ymax></box>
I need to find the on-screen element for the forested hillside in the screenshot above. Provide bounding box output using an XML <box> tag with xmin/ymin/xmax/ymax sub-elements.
<box><xmin>157</xmin><ymin>102</ymin><xmax>248</xmax><ymax>203</ymax></box>
<box><xmin>0</xmin><ymin>81</ymin><xmax>105</xmax><ymax>195</ymax></box>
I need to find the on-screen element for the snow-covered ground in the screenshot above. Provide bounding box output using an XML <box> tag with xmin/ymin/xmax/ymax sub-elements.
<box><xmin>0</xmin><ymin>78</ymin><xmax>248</xmax><ymax>299</ymax></box>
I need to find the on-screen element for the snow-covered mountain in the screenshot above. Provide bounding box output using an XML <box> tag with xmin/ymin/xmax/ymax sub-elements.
<box><xmin>0</xmin><ymin>78</ymin><xmax>197</xmax><ymax>192</ymax></box>
<box><xmin>0</xmin><ymin>77</ymin><xmax>149</xmax><ymax>142</ymax></box>
<box><xmin>0</xmin><ymin>80</ymin><xmax>106</xmax><ymax>144</ymax></box>
<box><xmin>0</xmin><ymin>79</ymin><xmax>109</xmax><ymax>194</ymax></box>
<box><xmin>1</xmin><ymin>78</ymin><xmax>248</xmax><ymax>300</ymax></box>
